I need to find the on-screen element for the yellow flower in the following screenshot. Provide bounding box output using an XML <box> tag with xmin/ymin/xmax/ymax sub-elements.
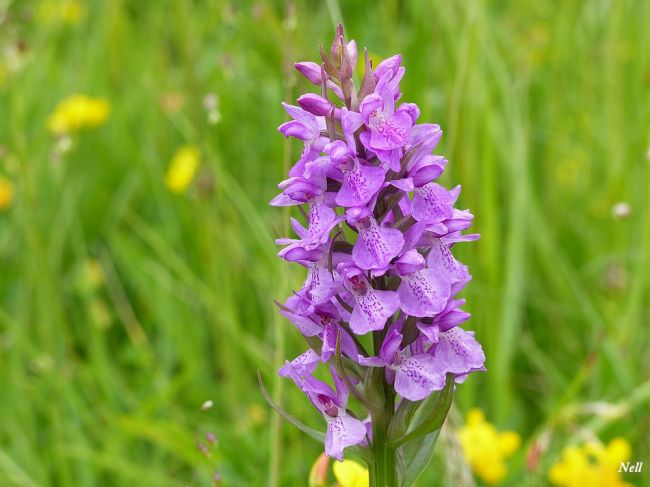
<box><xmin>333</xmin><ymin>458</ymin><xmax>369</xmax><ymax>487</ymax></box>
<box><xmin>60</xmin><ymin>0</ymin><xmax>84</xmax><ymax>23</ymax></box>
<box><xmin>37</xmin><ymin>0</ymin><xmax>85</xmax><ymax>24</ymax></box>
<box><xmin>47</xmin><ymin>95</ymin><xmax>110</xmax><ymax>135</ymax></box>
<box><xmin>0</xmin><ymin>176</ymin><xmax>14</xmax><ymax>210</ymax></box>
<box><xmin>458</xmin><ymin>408</ymin><xmax>521</xmax><ymax>485</ymax></box>
<box><xmin>549</xmin><ymin>438</ymin><xmax>632</xmax><ymax>487</ymax></box>
<box><xmin>165</xmin><ymin>145</ymin><xmax>200</xmax><ymax>193</ymax></box>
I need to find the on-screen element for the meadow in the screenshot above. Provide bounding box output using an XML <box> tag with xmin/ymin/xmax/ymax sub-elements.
<box><xmin>0</xmin><ymin>0</ymin><xmax>648</xmax><ymax>485</ymax></box>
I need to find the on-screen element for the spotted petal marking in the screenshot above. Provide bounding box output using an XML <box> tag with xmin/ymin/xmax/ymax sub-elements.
<box><xmin>324</xmin><ymin>412</ymin><xmax>367</xmax><ymax>461</ymax></box>
<box><xmin>412</xmin><ymin>183</ymin><xmax>455</xmax><ymax>223</ymax></box>
<box><xmin>392</xmin><ymin>353</ymin><xmax>446</xmax><ymax>401</ymax></box>
<box><xmin>349</xmin><ymin>286</ymin><xmax>399</xmax><ymax>335</ymax></box>
<box><xmin>304</xmin><ymin>202</ymin><xmax>341</xmax><ymax>250</ymax></box>
<box><xmin>352</xmin><ymin>217</ymin><xmax>404</xmax><ymax>271</ymax></box>
<box><xmin>434</xmin><ymin>327</ymin><xmax>485</xmax><ymax>374</ymax></box>
<box><xmin>398</xmin><ymin>268</ymin><xmax>451</xmax><ymax>318</ymax></box>
<box><xmin>336</xmin><ymin>160</ymin><xmax>385</xmax><ymax>207</ymax></box>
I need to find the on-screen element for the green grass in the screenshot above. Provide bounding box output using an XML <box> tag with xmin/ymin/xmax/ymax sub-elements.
<box><xmin>0</xmin><ymin>0</ymin><xmax>648</xmax><ymax>485</ymax></box>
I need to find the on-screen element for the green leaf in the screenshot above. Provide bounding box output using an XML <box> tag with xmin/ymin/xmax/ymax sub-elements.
<box><xmin>257</xmin><ymin>371</ymin><xmax>325</xmax><ymax>443</ymax></box>
<box><xmin>397</xmin><ymin>429</ymin><xmax>441</xmax><ymax>487</ymax></box>
<box><xmin>391</xmin><ymin>374</ymin><xmax>455</xmax><ymax>448</ymax></box>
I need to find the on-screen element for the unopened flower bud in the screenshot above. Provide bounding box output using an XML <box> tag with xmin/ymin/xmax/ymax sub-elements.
<box><xmin>294</xmin><ymin>62</ymin><xmax>322</xmax><ymax>84</ymax></box>
<box><xmin>297</xmin><ymin>93</ymin><xmax>332</xmax><ymax>116</ymax></box>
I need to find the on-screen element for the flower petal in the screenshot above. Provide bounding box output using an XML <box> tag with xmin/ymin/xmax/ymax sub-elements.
<box><xmin>325</xmin><ymin>413</ymin><xmax>367</xmax><ymax>461</ymax></box>
<box><xmin>412</xmin><ymin>183</ymin><xmax>455</xmax><ymax>224</ymax></box>
<box><xmin>349</xmin><ymin>289</ymin><xmax>399</xmax><ymax>335</ymax></box>
<box><xmin>434</xmin><ymin>327</ymin><xmax>485</xmax><ymax>374</ymax></box>
<box><xmin>336</xmin><ymin>161</ymin><xmax>385</xmax><ymax>207</ymax></box>
<box><xmin>398</xmin><ymin>268</ymin><xmax>450</xmax><ymax>318</ymax></box>
<box><xmin>352</xmin><ymin>219</ymin><xmax>404</xmax><ymax>271</ymax></box>
<box><xmin>393</xmin><ymin>353</ymin><xmax>446</xmax><ymax>401</ymax></box>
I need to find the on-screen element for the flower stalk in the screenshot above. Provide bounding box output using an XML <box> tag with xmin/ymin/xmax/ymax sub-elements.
<box><xmin>267</xmin><ymin>25</ymin><xmax>485</xmax><ymax>486</ymax></box>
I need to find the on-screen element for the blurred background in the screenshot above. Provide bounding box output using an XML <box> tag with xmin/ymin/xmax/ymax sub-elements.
<box><xmin>0</xmin><ymin>0</ymin><xmax>648</xmax><ymax>486</ymax></box>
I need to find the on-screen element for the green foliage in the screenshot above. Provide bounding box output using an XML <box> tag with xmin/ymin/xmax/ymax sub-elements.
<box><xmin>0</xmin><ymin>0</ymin><xmax>648</xmax><ymax>485</ymax></box>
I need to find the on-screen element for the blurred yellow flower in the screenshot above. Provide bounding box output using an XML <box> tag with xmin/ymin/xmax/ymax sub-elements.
<box><xmin>47</xmin><ymin>95</ymin><xmax>110</xmax><ymax>135</ymax></box>
<box><xmin>458</xmin><ymin>408</ymin><xmax>521</xmax><ymax>485</ymax></box>
<box><xmin>333</xmin><ymin>458</ymin><xmax>369</xmax><ymax>487</ymax></box>
<box><xmin>549</xmin><ymin>438</ymin><xmax>632</xmax><ymax>487</ymax></box>
<box><xmin>0</xmin><ymin>176</ymin><xmax>14</xmax><ymax>210</ymax></box>
<box><xmin>165</xmin><ymin>145</ymin><xmax>200</xmax><ymax>193</ymax></box>
<box><xmin>60</xmin><ymin>0</ymin><xmax>84</xmax><ymax>23</ymax></box>
<box><xmin>37</xmin><ymin>0</ymin><xmax>85</xmax><ymax>25</ymax></box>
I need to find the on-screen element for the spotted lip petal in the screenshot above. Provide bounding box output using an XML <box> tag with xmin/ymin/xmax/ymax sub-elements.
<box><xmin>411</xmin><ymin>183</ymin><xmax>456</xmax><ymax>224</ymax></box>
<box><xmin>304</xmin><ymin>202</ymin><xmax>344</xmax><ymax>250</ymax></box>
<box><xmin>398</xmin><ymin>268</ymin><xmax>451</xmax><ymax>318</ymax></box>
<box><xmin>392</xmin><ymin>353</ymin><xmax>446</xmax><ymax>401</ymax></box>
<box><xmin>303</xmin><ymin>257</ymin><xmax>340</xmax><ymax>304</ymax></box>
<box><xmin>368</xmin><ymin>110</ymin><xmax>413</xmax><ymax>151</ymax></box>
<box><xmin>351</xmin><ymin>215</ymin><xmax>404</xmax><ymax>271</ymax></box>
<box><xmin>349</xmin><ymin>288</ymin><xmax>399</xmax><ymax>334</ymax></box>
<box><xmin>325</xmin><ymin>412</ymin><xmax>368</xmax><ymax>461</ymax></box>
<box><xmin>433</xmin><ymin>327</ymin><xmax>485</xmax><ymax>375</ymax></box>
<box><xmin>335</xmin><ymin>159</ymin><xmax>385</xmax><ymax>207</ymax></box>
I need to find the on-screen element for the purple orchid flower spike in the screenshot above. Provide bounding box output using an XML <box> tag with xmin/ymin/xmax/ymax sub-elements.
<box><xmin>271</xmin><ymin>25</ymin><xmax>483</xmax><ymax>472</ymax></box>
<box><xmin>359</xmin><ymin>323</ymin><xmax>446</xmax><ymax>401</ymax></box>
<box><xmin>339</xmin><ymin>262</ymin><xmax>399</xmax><ymax>334</ymax></box>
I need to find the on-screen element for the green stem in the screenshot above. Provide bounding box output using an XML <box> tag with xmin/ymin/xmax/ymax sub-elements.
<box><xmin>371</xmin><ymin>408</ymin><xmax>398</xmax><ymax>486</ymax></box>
<box><xmin>369</xmin><ymin>346</ymin><xmax>398</xmax><ymax>486</ymax></box>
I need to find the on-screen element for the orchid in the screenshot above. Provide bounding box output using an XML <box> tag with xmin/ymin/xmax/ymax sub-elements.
<box><xmin>266</xmin><ymin>25</ymin><xmax>485</xmax><ymax>486</ymax></box>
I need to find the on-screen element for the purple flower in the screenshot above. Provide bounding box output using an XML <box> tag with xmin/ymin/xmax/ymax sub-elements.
<box><xmin>359</xmin><ymin>325</ymin><xmax>446</xmax><ymax>401</ymax></box>
<box><xmin>294</xmin><ymin>62</ymin><xmax>344</xmax><ymax>99</ymax></box>
<box><xmin>339</xmin><ymin>263</ymin><xmax>399</xmax><ymax>334</ymax></box>
<box><xmin>394</xmin><ymin>249</ymin><xmax>451</xmax><ymax>318</ymax></box>
<box><xmin>431</xmin><ymin>326</ymin><xmax>486</xmax><ymax>378</ymax></box>
<box><xmin>411</xmin><ymin>184</ymin><xmax>459</xmax><ymax>224</ymax></box>
<box><xmin>359</xmin><ymin>72</ymin><xmax>413</xmax><ymax>159</ymax></box>
<box><xmin>347</xmin><ymin>207</ymin><xmax>404</xmax><ymax>272</ymax></box>
<box><xmin>279</xmin><ymin>296</ymin><xmax>358</xmax><ymax>361</ymax></box>
<box><xmin>324</xmin><ymin>139</ymin><xmax>386</xmax><ymax>208</ymax></box>
<box><xmin>280</xmin><ymin>353</ymin><xmax>367</xmax><ymax>460</ymax></box>
<box><xmin>426</xmin><ymin>232</ymin><xmax>479</xmax><ymax>286</ymax></box>
<box><xmin>417</xmin><ymin>298</ymin><xmax>471</xmax><ymax>342</ymax></box>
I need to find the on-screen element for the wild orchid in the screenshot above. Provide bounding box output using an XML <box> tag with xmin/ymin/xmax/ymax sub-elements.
<box><xmin>263</xmin><ymin>25</ymin><xmax>485</xmax><ymax>486</ymax></box>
